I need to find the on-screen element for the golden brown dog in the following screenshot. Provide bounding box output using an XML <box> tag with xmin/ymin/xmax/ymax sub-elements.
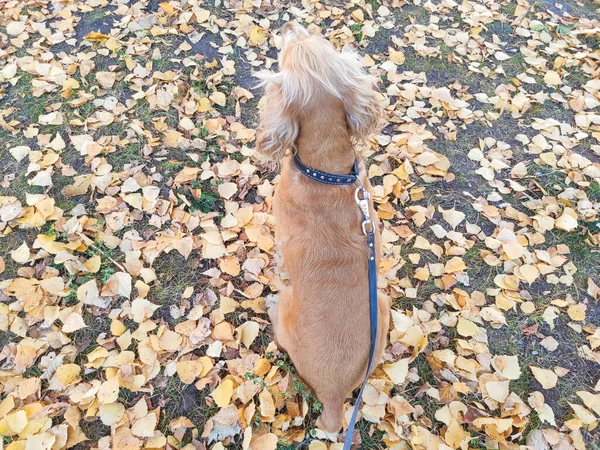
<box><xmin>256</xmin><ymin>22</ymin><xmax>390</xmax><ymax>433</ymax></box>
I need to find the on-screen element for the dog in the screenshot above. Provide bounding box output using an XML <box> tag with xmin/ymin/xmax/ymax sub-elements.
<box><xmin>255</xmin><ymin>22</ymin><xmax>390</xmax><ymax>433</ymax></box>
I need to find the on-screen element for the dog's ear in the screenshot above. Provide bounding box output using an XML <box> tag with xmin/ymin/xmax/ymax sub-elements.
<box><xmin>338</xmin><ymin>53</ymin><xmax>382</xmax><ymax>141</ymax></box>
<box><xmin>255</xmin><ymin>77</ymin><xmax>299</xmax><ymax>161</ymax></box>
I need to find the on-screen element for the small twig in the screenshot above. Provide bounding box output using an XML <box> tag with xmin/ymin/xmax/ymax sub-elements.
<box><xmin>89</xmin><ymin>242</ymin><xmax>127</xmax><ymax>272</ymax></box>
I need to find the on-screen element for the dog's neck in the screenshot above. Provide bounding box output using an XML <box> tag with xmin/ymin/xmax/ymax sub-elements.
<box><xmin>293</xmin><ymin>99</ymin><xmax>355</xmax><ymax>175</ymax></box>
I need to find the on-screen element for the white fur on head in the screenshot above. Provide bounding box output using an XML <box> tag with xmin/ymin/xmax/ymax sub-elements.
<box><xmin>255</xmin><ymin>24</ymin><xmax>380</xmax><ymax>160</ymax></box>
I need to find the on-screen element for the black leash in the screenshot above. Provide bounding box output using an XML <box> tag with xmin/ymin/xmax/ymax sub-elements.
<box><xmin>293</xmin><ymin>154</ymin><xmax>378</xmax><ymax>449</ymax></box>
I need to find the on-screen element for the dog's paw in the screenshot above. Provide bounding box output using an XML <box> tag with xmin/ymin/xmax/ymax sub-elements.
<box><xmin>314</xmin><ymin>417</ymin><xmax>340</xmax><ymax>442</ymax></box>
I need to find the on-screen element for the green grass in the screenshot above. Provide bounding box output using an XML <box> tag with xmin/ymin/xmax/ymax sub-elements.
<box><xmin>187</xmin><ymin>180</ymin><xmax>222</xmax><ymax>213</ymax></box>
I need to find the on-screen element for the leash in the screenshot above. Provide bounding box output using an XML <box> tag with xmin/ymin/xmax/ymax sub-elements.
<box><xmin>294</xmin><ymin>154</ymin><xmax>378</xmax><ymax>449</ymax></box>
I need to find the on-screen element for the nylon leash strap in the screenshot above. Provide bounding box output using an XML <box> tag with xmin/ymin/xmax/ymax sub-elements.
<box><xmin>342</xmin><ymin>185</ymin><xmax>378</xmax><ymax>450</ymax></box>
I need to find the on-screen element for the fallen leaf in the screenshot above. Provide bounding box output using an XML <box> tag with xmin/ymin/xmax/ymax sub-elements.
<box><xmin>383</xmin><ymin>358</ymin><xmax>410</xmax><ymax>384</ymax></box>
<box><xmin>531</xmin><ymin>367</ymin><xmax>558</xmax><ymax>389</ymax></box>
<box><xmin>212</xmin><ymin>379</ymin><xmax>234</xmax><ymax>407</ymax></box>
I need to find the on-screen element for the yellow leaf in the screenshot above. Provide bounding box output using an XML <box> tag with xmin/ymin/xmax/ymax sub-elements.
<box><xmin>389</xmin><ymin>48</ymin><xmax>405</xmax><ymax>65</ymax></box>
<box><xmin>197</xmin><ymin>97</ymin><xmax>213</xmax><ymax>112</ymax></box>
<box><xmin>131</xmin><ymin>412</ymin><xmax>158</xmax><ymax>437</ymax></box>
<box><xmin>250</xmin><ymin>433</ymin><xmax>278</xmax><ymax>450</ymax></box>
<box><xmin>99</xmin><ymin>402</ymin><xmax>125</xmax><ymax>426</ymax></box>
<box><xmin>576</xmin><ymin>391</ymin><xmax>600</xmax><ymax>416</ymax></box>
<box><xmin>538</xmin><ymin>403</ymin><xmax>557</xmax><ymax>426</ymax></box>
<box><xmin>212</xmin><ymin>379</ymin><xmax>233</xmax><ymax>407</ymax></box>
<box><xmin>414</xmin><ymin>266</ymin><xmax>430</xmax><ymax>281</ymax></box>
<box><xmin>308</xmin><ymin>441</ymin><xmax>328</xmax><ymax>450</ymax></box>
<box><xmin>555</xmin><ymin>207</ymin><xmax>578</xmax><ymax>231</ymax></box>
<box><xmin>84</xmin><ymin>255</ymin><xmax>101</xmax><ymax>273</ymax></box>
<box><xmin>9</xmin><ymin>145</ymin><xmax>31</xmax><ymax>162</ymax></box>
<box><xmin>105</xmin><ymin>38</ymin><xmax>121</xmax><ymax>51</ymax></box>
<box><xmin>77</xmin><ymin>279</ymin><xmax>100</xmax><ymax>306</ymax></box>
<box><xmin>101</xmin><ymin>272</ymin><xmax>132</xmax><ymax>299</ymax></box>
<box><xmin>444</xmin><ymin>257</ymin><xmax>466</xmax><ymax>274</ymax></box>
<box><xmin>249</xmin><ymin>26</ymin><xmax>268</xmax><ymax>46</ymax></box>
<box><xmin>259</xmin><ymin>387</ymin><xmax>275</xmax><ymax>419</ymax></box>
<box><xmin>567</xmin><ymin>303</ymin><xmax>586</xmax><ymax>321</ymax></box>
<box><xmin>442</xmin><ymin>208</ymin><xmax>465</xmax><ymax>229</ymax></box>
<box><xmin>518</xmin><ymin>264</ymin><xmax>539</xmax><ymax>284</ymax></box>
<box><xmin>210</xmin><ymin>91</ymin><xmax>227</xmax><ymax>106</ymax></box>
<box><xmin>6</xmin><ymin>410</ymin><xmax>28</xmax><ymax>434</ymax></box>
<box><xmin>520</xmin><ymin>301</ymin><xmax>536</xmax><ymax>314</ymax></box>
<box><xmin>530</xmin><ymin>366</ymin><xmax>558</xmax><ymax>389</ymax></box>
<box><xmin>96</xmin><ymin>71</ymin><xmax>116</xmax><ymax>89</ymax></box>
<box><xmin>85</xmin><ymin>32</ymin><xmax>109</xmax><ymax>42</ymax></box>
<box><xmin>179</xmin><ymin>117</ymin><xmax>195</xmax><ymax>131</ymax></box>
<box><xmin>10</xmin><ymin>242</ymin><xmax>30</xmax><ymax>264</ymax></box>
<box><xmin>213</xmin><ymin>321</ymin><xmax>234</xmax><ymax>341</ymax></box>
<box><xmin>98</xmin><ymin>375</ymin><xmax>120</xmax><ymax>404</ymax></box>
<box><xmin>502</xmin><ymin>241</ymin><xmax>525</xmax><ymax>260</ymax></box>
<box><xmin>111</xmin><ymin>319</ymin><xmax>127</xmax><ymax>337</ymax></box>
<box><xmin>382</xmin><ymin>358</ymin><xmax>409</xmax><ymax>384</ymax></box>
<box><xmin>220</xmin><ymin>256</ymin><xmax>240</xmax><ymax>276</ymax></box>
<box><xmin>164</xmin><ymin>130</ymin><xmax>183</xmax><ymax>147</ymax></box>
<box><xmin>569</xmin><ymin>403</ymin><xmax>596</xmax><ymax>425</ymax></box>
<box><xmin>444</xmin><ymin>420</ymin><xmax>470</xmax><ymax>449</ymax></box>
<box><xmin>159</xmin><ymin>329</ymin><xmax>182</xmax><ymax>351</ymax></box>
<box><xmin>544</xmin><ymin>70</ymin><xmax>562</xmax><ymax>86</ymax></box>
<box><xmin>160</xmin><ymin>2</ymin><xmax>174</xmax><ymax>14</ymax></box>
<box><xmin>352</xmin><ymin>8</ymin><xmax>364</xmax><ymax>21</ymax></box>
<box><xmin>6</xmin><ymin>21</ymin><xmax>26</xmax><ymax>36</ymax></box>
<box><xmin>195</xmin><ymin>8</ymin><xmax>210</xmax><ymax>23</ymax></box>
<box><xmin>457</xmin><ymin>318</ymin><xmax>479</xmax><ymax>337</ymax></box>
<box><xmin>218</xmin><ymin>182</ymin><xmax>238</xmax><ymax>200</ymax></box>
<box><xmin>540</xmin><ymin>336</ymin><xmax>559</xmax><ymax>352</ymax></box>
<box><xmin>486</xmin><ymin>380</ymin><xmax>510</xmax><ymax>402</ymax></box>
<box><xmin>63</xmin><ymin>78</ymin><xmax>80</xmax><ymax>91</ymax></box>
<box><xmin>174</xmin><ymin>167</ymin><xmax>201</xmax><ymax>185</ymax></box>
<box><xmin>238</xmin><ymin>321</ymin><xmax>260</xmax><ymax>348</ymax></box>
<box><xmin>179</xmin><ymin>41</ymin><xmax>192</xmax><ymax>52</ymax></box>
<box><xmin>176</xmin><ymin>360</ymin><xmax>205</xmax><ymax>384</ymax></box>
<box><xmin>494</xmin><ymin>274</ymin><xmax>520</xmax><ymax>291</ymax></box>
<box><xmin>62</xmin><ymin>312</ymin><xmax>87</xmax><ymax>333</ymax></box>
<box><xmin>56</xmin><ymin>364</ymin><xmax>81</xmax><ymax>387</ymax></box>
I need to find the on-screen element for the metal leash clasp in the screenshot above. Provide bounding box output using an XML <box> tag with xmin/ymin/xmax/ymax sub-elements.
<box><xmin>355</xmin><ymin>184</ymin><xmax>374</xmax><ymax>236</ymax></box>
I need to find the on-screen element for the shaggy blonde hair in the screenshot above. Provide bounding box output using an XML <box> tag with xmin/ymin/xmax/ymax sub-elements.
<box><xmin>256</xmin><ymin>29</ymin><xmax>380</xmax><ymax>159</ymax></box>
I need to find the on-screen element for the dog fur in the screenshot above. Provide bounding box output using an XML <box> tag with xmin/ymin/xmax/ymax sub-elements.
<box><xmin>256</xmin><ymin>23</ymin><xmax>390</xmax><ymax>432</ymax></box>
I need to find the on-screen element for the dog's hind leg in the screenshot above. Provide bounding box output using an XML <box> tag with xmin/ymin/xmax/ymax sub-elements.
<box><xmin>267</xmin><ymin>285</ymin><xmax>293</xmax><ymax>352</ymax></box>
<box><xmin>316</xmin><ymin>391</ymin><xmax>345</xmax><ymax>433</ymax></box>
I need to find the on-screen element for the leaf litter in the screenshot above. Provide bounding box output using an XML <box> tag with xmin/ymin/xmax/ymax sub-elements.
<box><xmin>0</xmin><ymin>0</ymin><xmax>600</xmax><ymax>449</ymax></box>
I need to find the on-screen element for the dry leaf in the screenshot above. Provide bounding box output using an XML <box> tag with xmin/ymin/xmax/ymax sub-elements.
<box><xmin>531</xmin><ymin>367</ymin><xmax>558</xmax><ymax>389</ymax></box>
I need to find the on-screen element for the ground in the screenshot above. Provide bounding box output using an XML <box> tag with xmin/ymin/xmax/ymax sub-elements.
<box><xmin>0</xmin><ymin>0</ymin><xmax>600</xmax><ymax>449</ymax></box>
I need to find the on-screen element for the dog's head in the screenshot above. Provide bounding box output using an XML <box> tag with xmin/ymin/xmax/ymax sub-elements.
<box><xmin>255</xmin><ymin>22</ymin><xmax>381</xmax><ymax>161</ymax></box>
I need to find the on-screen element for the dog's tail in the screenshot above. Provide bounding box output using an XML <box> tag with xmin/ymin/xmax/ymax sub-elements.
<box><xmin>318</xmin><ymin>392</ymin><xmax>345</xmax><ymax>433</ymax></box>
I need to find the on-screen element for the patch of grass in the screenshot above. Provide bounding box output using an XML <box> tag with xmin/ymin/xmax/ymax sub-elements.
<box><xmin>499</xmin><ymin>53</ymin><xmax>526</xmax><ymax>78</ymax></box>
<box><xmin>587</xmin><ymin>181</ymin><xmax>600</xmax><ymax>202</ymax></box>
<box><xmin>357</xmin><ymin>422</ymin><xmax>385</xmax><ymax>449</ymax></box>
<box><xmin>107</xmin><ymin>142</ymin><xmax>146</xmax><ymax>169</ymax></box>
<box><xmin>133</xmin><ymin>99</ymin><xmax>153</xmax><ymax>126</ymax></box>
<box><xmin>5</xmin><ymin>73</ymin><xmax>61</xmax><ymax>126</ymax></box>
<box><xmin>546</xmin><ymin>227</ymin><xmax>600</xmax><ymax>289</ymax></box>
<box><xmin>187</xmin><ymin>180</ymin><xmax>223</xmax><ymax>214</ymax></box>
<box><xmin>275</xmin><ymin>355</ymin><xmax>322</xmax><ymax>414</ymax></box>
<box><xmin>160</xmin><ymin>159</ymin><xmax>183</xmax><ymax>172</ymax></box>
<box><xmin>157</xmin><ymin>378</ymin><xmax>217</xmax><ymax>444</ymax></box>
